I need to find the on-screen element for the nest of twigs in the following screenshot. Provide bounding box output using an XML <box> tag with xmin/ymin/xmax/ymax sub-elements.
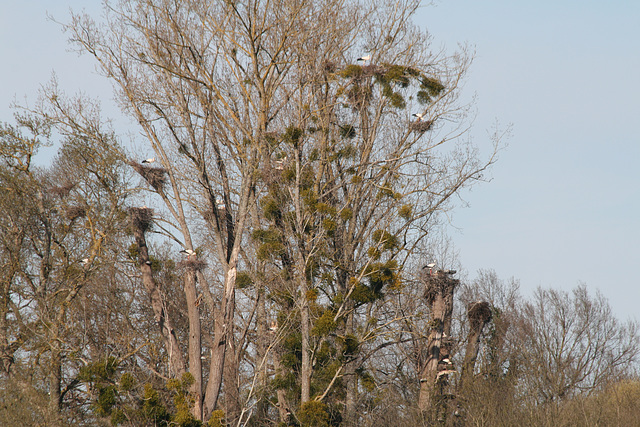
<box><xmin>129</xmin><ymin>207</ymin><xmax>154</xmax><ymax>233</ymax></box>
<box><xmin>421</xmin><ymin>271</ymin><xmax>459</xmax><ymax>305</ymax></box>
<box><xmin>467</xmin><ymin>301</ymin><xmax>492</xmax><ymax>330</ymax></box>
<box><xmin>410</xmin><ymin>120</ymin><xmax>434</xmax><ymax>133</ymax></box>
<box><xmin>348</xmin><ymin>85</ymin><xmax>373</xmax><ymax>109</ymax></box>
<box><xmin>179</xmin><ymin>258</ymin><xmax>207</xmax><ymax>272</ymax></box>
<box><xmin>323</xmin><ymin>60</ymin><xmax>337</xmax><ymax>75</ymax></box>
<box><xmin>50</xmin><ymin>182</ymin><xmax>76</xmax><ymax>198</ymax></box>
<box><xmin>130</xmin><ymin>162</ymin><xmax>168</xmax><ymax>191</ymax></box>
<box><xmin>65</xmin><ymin>205</ymin><xmax>86</xmax><ymax>221</ymax></box>
<box><xmin>362</xmin><ymin>64</ymin><xmax>385</xmax><ymax>77</ymax></box>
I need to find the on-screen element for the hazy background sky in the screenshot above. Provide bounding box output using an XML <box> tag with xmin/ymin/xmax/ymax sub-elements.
<box><xmin>2</xmin><ymin>1</ymin><xmax>639</xmax><ymax>320</ymax></box>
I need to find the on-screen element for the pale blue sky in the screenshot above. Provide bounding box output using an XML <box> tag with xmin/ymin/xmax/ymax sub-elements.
<box><xmin>2</xmin><ymin>1</ymin><xmax>639</xmax><ymax>319</ymax></box>
<box><xmin>419</xmin><ymin>1</ymin><xmax>640</xmax><ymax>319</ymax></box>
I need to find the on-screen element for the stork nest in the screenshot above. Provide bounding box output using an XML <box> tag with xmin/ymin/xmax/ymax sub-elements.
<box><xmin>65</xmin><ymin>205</ymin><xmax>86</xmax><ymax>221</ymax></box>
<box><xmin>130</xmin><ymin>162</ymin><xmax>168</xmax><ymax>191</ymax></box>
<box><xmin>323</xmin><ymin>60</ymin><xmax>337</xmax><ymax>75</ymax></box>
<box><xmin>467</xmin><ymin>301</ymin><xmax>493</xmax><ymax>330</ymax></box>
<box><xmin>50</xmin><ymin>182</ymin><xmax>76</xmax><ymax>198</ymax></box>
<box><xmin>178</xmin><ymin>258</ymin><xmax>207</xmax><ymax>272</ymax></box>
<box><xmin>347</xmin><ymin>85</ymin><xmax>373</xmax><ymax>109</ymax></box>
<box><xmin>129</xmin><ymin>207</ymin><xmax>154</xmax><ymax>232</ymax></box>
<box><xmin>421</xmin><ymin>272</ymin><xmax>459</xmax><ymax>305</ymax></box>
<box><xmin>361</xmin><ymin>64</ymin><xmax>386</xmax><ymax>77</ymax></box>
<box><xmin>410</xmin><ymin>120</ymin><xmax>434</xmax><ymax>133</ymax></box>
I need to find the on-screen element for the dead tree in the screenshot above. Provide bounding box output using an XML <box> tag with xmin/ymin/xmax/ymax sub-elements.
<box><xmin>129</xmin><ymin>207</ymin><xmax>186</xmax><ymax>377</ymax></box>
<box><xmin>418</xmin><ymin>267</ymin><xmax>459</xmax><ymax>414</ymax></box>
<box><xmin>459</xmin><ymin>301</ymin><xmax>493</xmax><ymax>390</ymax></box>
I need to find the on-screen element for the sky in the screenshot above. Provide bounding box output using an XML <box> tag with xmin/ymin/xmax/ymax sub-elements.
<box><xmin>1</xmin><ymin>1</ymin><xmax>639</xmax><ymax>320</ymax></box>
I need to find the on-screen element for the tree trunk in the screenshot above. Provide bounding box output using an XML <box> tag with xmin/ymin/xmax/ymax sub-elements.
<box><xmin>460</xmin><ymin>301</ymin><xmax>492</xmax><ymax>390</ymax></box>
<box><xmin>203</xmin><ymin>265</ymin><xmax>237</xmax><ymax>419</ymax></box>
<box><xmin>255</xmin><ymin>286</ymin><xmax>269</xmax><ymax>423</ymax></box>
<box><xmin>48</xmin><ymin>347</ymin><xmax>62</xmax><ymax>421</ymax></box>
<box><xmin>300</xmin><ymin>289</ymin><xmax>311</xmax><ymax>404</ymax></box>
<box><xmin>184</xmin><ymin>269</ymin><xmax>203</xmax><ymax>420</ymax></box>
<box><xmin>343</xmin><ymin>307</ymin><xmax>357</xmax><ymax>425</ymax></box>
<box><xmin>223</xmin><ymin>336</ymin><xmax>241</xmax><ymax>425</ymax></box>
<box><xmin>131</xmin><ymin>209</ymin><xmax>185</xmax><ymax>377</ymax></box>
<box><xmin>418</xmin><ymin>271</ymin><xmax>458</xmax><ymax>413</ymax></box>
<box><xmin>274</xmin><ymin>353</ymin><xmax>292</xmax><ymax>424</ymax></box>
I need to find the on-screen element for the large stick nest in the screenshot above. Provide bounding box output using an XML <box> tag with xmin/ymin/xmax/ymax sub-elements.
<box><xmin>178</xmin><ymin>258</ymin><xmax>207</xmax><ymax>272</ymax></box>
<box><xmin>129</xmin><ymin>162</ymin><xmax>168</xmax><ymax>191</ymax></box>
<box><xmin>129</xmin><ymin>207</ymin><xmax>154</xmax><ymax>233</ymax></box>
<box><xmin>421</xmin><ymin>271</ymin><xmax>459</xmax><ymax>305</ymax></box>
<box><xmin>49</xmin><ymin>182</ymin><xmax>76</xmax><ymax>198</ymax></box>
<box><xmin>410</xmin><ymin>120</ymin><xmax>434</xmax><ymax>133</ymax></box>
<box><xmin>65</xmin><ymin>205</ymin><xmax>86</xmax><ymax>221</ymax></box>
<box><xmin>467</xmin><ymin>301</ymin><xmax>492</xmax><ymax>330</ymax></box>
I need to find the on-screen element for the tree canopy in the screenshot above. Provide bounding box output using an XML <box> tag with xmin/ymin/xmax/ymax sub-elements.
<box><xmin>1</xmin><ymin>1</ymin><xmax>637</xmax><ymax>426</ymax></box>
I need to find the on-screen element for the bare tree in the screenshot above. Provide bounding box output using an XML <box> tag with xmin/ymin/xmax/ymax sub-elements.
<box><xmin>517</xmin><ymin>285</ymin><xmax>640</xmax><ymax>404</ymax></box>
<box><xmin>58</xmin><ymin>0</ymin><xmax>500</xmax><ymax>423</ymax></box>
<box><xmin>0</xmin><ymin>89</ymin><xmax>133</xmax><ymax>423</ymax></box>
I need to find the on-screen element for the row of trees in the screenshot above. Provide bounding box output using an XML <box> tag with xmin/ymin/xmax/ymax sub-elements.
<box><xmin>1</xmin><ymin>0</ymin><xmax>638</xmax><ymax>425</ymax></box>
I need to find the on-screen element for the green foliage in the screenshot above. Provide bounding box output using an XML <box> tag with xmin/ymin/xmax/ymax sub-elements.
<box><xmin>312</xmin><ymin>309</ymin><xmax>337</xmax><ymax>336</ymax></box>
<box><xmin>371</xmin><ymin>229</ymin><xmax>398</xmax><ymax>251</ymax></box>
<box><xmin>306</xmin><ymin>288</ymin><xmax>319</xmax><ymax>302</ymax></box>
<box><xmin>398</xmin><ymin>204</ymin><xmax>412</xmax><ymax>220</ymax></box>
<box><xmin>235</xmin><ymin>270</ymin><xmax>253</xmax><ymax>289</ymax></box>
<box><xmin>339</xmin><ymin>64</ymin><xmax>364</xmax><ymax>79</ymax></box>
<box><xmin>367</xmin><ymin>246</ymin><xmax>381</xmax><ymax>260</ymax></box>
<box><xmin>381</xmin><ymin>85</ymin><xmax>406</xmax><ymax>109</ymax></box>
<box><xmin>417</xmin><ymin>76</ymin><xmax>445</xmax><ymax>104</ymax></box>
<box><xmin>364</xmin><ymin>259</ymin><xmax>399</xmax><ymax>294</ymax></box>
<box><xmin>252</xmin><ymin>228</ymin><xmax>285</xmax><ymax>261</ymax></box>
<box><xmin>283</xmin><ymin>126</ymin><xmax>304</xmax><ymax>147</ymax></box>
<box><xmin>96</xmin><ymin>385</ymin><xmax>117</xmax><ymax>417</ymax></box>
<box><xmin>127</xmin><ymin>242</ymin><xmax>139</xmax><ymax>260</ymax></box>
<box><xmin>315</xmin><ymin>341</ymin><xmax>338</xmax><ymax>365</ymax></box>
<box><xmin>338</xmin><ymin>334</ymin><xmax>359</xmax><ymax>357</ymax></box>
<box><xmin>416</xmin><ymin>90</ymin><xmax>432</xmax><ymax>105</ymax></box>
<box><xmin>110</xmin><ymin>409</ymin><xmax>127</xmax><ymax>426</ymax></box>
<box><xmin>261</xmin><ymin>194</ymin><xmax>282</xmax><ymax>221</ymax></box>
<box><xmin>119</xmin><ymin>373</ymin><xmax>135</xmax><ymax>391</ymax></box>
<box><xmin>207</xmin><ymin>410</ymin><xmax>226</xmax><ymax>427</ymax></box>
<box><xmin>379</xmin><ymin>65</ymin><xmax>411</xmax><ymax>87</ymax></box>
<box><xmin>358</xmin><ymin>369</ymin><xmax>376</xmax><ymax>392</ymax></box>
<box><xmin>329</xmin><ymin>143</ymin><xmax>358</xmax><ymax>162</ymax></box>
<box><xmin>302</xmin><ymin>188</ymin><xmax>320</xmax><ymax>212</ymax></box>
<box><xmin>281</xmin><ymin>333</ymin><xmax>302</xmax><ymax>370</ymax></box>
<box><xmin>77</xmin><ymin>357</ymin><xmax>202</xmax><ymax>426</ymax></box>
<box><xmin>339</xmin><ymin>207</ymin><xmax>353</xmax><ymax>220</ymax></box>
<box><xmin>299</xmin><ymin>401</ymin><xmax>330</xmax><ymax>427</ymax></box>
<box><xmin>338</xmin><ymin>124</ymin><xmax>356</xmax><ymax>139</ymax></box>
<box><xmin>421</xmin><ymin>76</ymin><xmax>445</xmax><ymax>96</ymax></box>
<box><xmin>350</xmin><ymin>282</ymin><xmax>378</xmax><ymax>304</ymax></box>
<box><xmin>316</xmin><ymin>202</ymin><xmax>337</xmax><ymax>216</ymax></box>
<box><xmin>322</xmin><ymin>218</ymin><xmax>337</xmax><ymax>235</ymax></box>
<box><xmin>79</xmin><ymin>356</ymin><xmax>119</xmax><ymax>384</ymax></box>
<box><xmin>142</xmin><ymin>384</ymin><xmax>171</xmax><ymax>424</ymax></box>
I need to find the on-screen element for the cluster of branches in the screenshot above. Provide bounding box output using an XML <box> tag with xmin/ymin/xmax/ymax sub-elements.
<box><xmin>1</xmin><ymin>1</ymin><xmax>637</xmax><ymax>426</ymax></box>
